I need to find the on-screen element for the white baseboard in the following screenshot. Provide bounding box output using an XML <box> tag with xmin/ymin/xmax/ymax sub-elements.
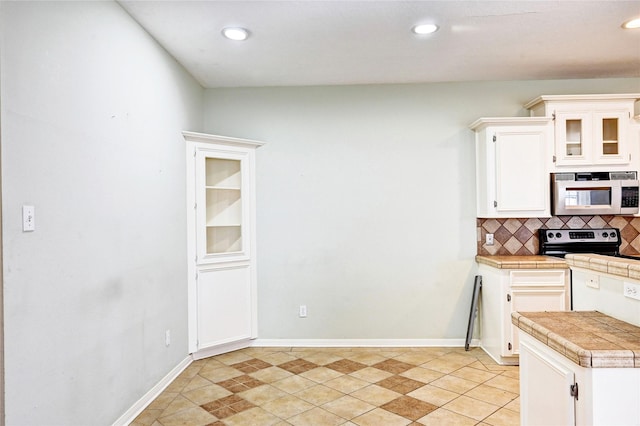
<box><xmin>192</xmin><ymin>338</ymin><xmax>253</xmax><ymax>360</ymax></box>
<box><xmin>112</xmin><ymin>355</ymin><xmax>192</xmax><ymax>426</ymax></box>
<box><xmin>252</xmin><ymin>338</ymin><xmax>481</xmax><ymax>348</ymax></box>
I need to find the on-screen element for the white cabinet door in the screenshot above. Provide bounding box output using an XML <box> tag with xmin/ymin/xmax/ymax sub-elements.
<box><xmin>197</xmin><ymin>265</ymin><xmax>254</xmax><ymax>350</ymax></box>
<box><xmin>471</xmin><ymin>118</ymin><xmax>552</xmax><ymax>218</ymax></box>
<box><xmin>520</xmin><ymin>334</ymin><xmax>576</xmax><ymax>426</ymax></box>
<box><xmin>554</xmin><ymin>110</ymin><xmax>592</xmax><ymax>165</ymax></box>
<box><xmin>508</xmin><ymin>287</ymin><xmax>567</xmax><ymax>356</ymax></box>
<box><xmin>592</xmin><ymin>110</ymin><xmax>630</xmax><ymax>164</ymax></box>
<box><xmin>507</xmin><ymin>270</ymin><xmax>568</xmax><ymax>356</ymax></box>
<box><xmin>195</xmin><ymin>148</ymin><xmax>252</xmax><ymax>264</ymax></box>
<box><xmin>478</xmin><ymin>264</ymin><xmax>515</xmax><ymax>365</ymax></box>
<box><xmin>495</xmin><ymin>129</ymin><xmax>548</xmax><ymax>213</ymax></box>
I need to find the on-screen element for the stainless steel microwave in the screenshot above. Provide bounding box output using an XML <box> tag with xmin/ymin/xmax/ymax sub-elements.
<box><xmin>551</xmin><ymin>171</ymin><xmax>639</xmax><ymax>216</ymax></box>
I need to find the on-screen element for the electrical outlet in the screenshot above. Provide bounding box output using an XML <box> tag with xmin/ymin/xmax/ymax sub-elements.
<box><xmin>623</xmin><ymin>282</ymin><xmax>640</xmax><ymax>300</ymax></box>
<box><xmin>486</xmin><ymin>233</ymin><xmax>494</xmax><ymax>245</ymax></box>
<box><xmin>586</xmin><ymin>275</ymin><xmax>600</xmax><ymax>289</ymax></box>
<box><xmin>299</xmin><ymin>305</ymin><xmax>307</xmax><ymax>318</ymax></box>
<box><xmin>165</xmin><ymin>329</ymin><xmax>171</xmax><ymax>346</ymax></box>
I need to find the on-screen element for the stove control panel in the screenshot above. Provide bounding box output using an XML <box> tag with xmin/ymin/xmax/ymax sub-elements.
<box><xmin>540</xmin><ymin>228</ymin><xmax>620</xmax><ymax>244</ymax></box>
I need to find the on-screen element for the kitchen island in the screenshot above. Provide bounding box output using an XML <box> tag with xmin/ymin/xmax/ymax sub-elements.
<box><xmin>512</xmin><ymin>311</ymin><xmax>640</xmax><ymax>425</ymax></box>
<box><xmin>564</xmin><ymin>253</ymin><xmax>640</xmax><ymax>328</ymax></box>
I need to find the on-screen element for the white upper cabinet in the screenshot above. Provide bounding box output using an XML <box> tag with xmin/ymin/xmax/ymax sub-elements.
<box><xmin>471</xmin><ymin>117</ymin><xmax>553</xmax><ymax>218</ymax></box>
<box><xmin>525</xmin><ymin>94</ymin><xmax>640</xmax><ymax>169</ymax></box>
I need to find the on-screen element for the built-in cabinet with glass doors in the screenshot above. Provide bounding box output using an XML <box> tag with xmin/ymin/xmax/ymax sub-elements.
<box><xmin>184</xmin><ymin>131</ymin><xmax>264</xmax><ymax>358</ymax></box>
<box><xmin>524</xmin><ymin>94</ymin><xmax>640</xmax><ymax>168</ymax></box>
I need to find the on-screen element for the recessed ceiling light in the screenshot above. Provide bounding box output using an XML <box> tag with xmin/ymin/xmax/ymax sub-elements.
<box><xmin>412</xmin><ymin>24</ymin><xmax>439</xmax><ymax>35</ymax></box>
<box><xmin>222</xmin><ymin>27</ymin><xmax>249</xmax><ymax>41</ymax></box>
<box><xmin>622</xmin><ymin>18</ymin><xmax>640</xmax><ymax>29</ymax></box>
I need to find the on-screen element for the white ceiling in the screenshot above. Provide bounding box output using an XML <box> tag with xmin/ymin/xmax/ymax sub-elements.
<box><xmin>118</xmin><ymin>1</ymin><xmax>640</xmax><ymax>88</ymax></box>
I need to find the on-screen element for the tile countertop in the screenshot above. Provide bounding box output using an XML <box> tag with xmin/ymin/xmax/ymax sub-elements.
<box><xmin>512</xmin><ymin>311</ymin><xmax>640</xmax><ymax>368</ymax></box>
<box><xmin>476</xmin><ymin>255</ymin><xmax>568</xmax><ymax>269</ymax></box>
<box><xmin>565</xmin><ymin>253</ymin><xmax>640</xmax><ymax>280</ymax></box>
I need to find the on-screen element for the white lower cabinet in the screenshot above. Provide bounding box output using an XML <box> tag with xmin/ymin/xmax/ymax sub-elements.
<box><xmin>519</xmin><ymin>331</ymin><xmax>640</xmax><ymax>426</ymax></box>
<box><xmin>197</xmin><ymin>265</ymin><xmax>253</xmax><ymax>350</ymax></box>
<box><xmin>478</xmin><ymin>264</ymin><xmax>569</xmax><ymax>364</ymax></box>
<box><xmin>519</xmin><ymin>333</ymin><xmax>576</xmax><ymax>425</ymax></box>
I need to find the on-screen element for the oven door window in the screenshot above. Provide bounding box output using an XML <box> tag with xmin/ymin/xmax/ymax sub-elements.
<box><xmin>565</xmin><ymin>187</ymin><xmax>611</xmax><ymax>206</ymax></box>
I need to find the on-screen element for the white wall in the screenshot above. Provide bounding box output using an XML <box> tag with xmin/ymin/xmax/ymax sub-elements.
<box><xmin>203</xmin><ymin>79</ymin><xmax>640</xmax><ymax>342</ymax></box>
<box><xmin>0</xmin><ymin>2</ymin><xmax>202</xmax><ymax>424</ymax></box>
<box><xmin>1</xmin><ymin>1</ymin><xmax>639</xmax><ymax>421</ymax></box>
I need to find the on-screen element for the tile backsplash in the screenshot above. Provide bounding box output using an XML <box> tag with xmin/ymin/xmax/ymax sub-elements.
<box><xmin>477</xmin><ymin>216</ymin><xmax>640</xmax><ymax>256</ymax></box>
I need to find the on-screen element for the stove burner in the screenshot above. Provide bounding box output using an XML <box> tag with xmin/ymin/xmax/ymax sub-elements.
<box><xmin>539</xmin><ymin>228</ymin><xmax>621</xmax><ymax>258</ymax></box>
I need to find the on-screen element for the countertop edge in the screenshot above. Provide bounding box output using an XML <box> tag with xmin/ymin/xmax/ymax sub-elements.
<box><xmin>476</xmin><ymin>255</ymin><xmax>568</xmax><ymax>269</ymax></box>
<box><xmin>565</xmin><ymin>253</ymin><xmax>640</xmax><ymax>280</ymax></box>
<box><xmin>511</xmin><ymin>311</ymin><xmax>640</xmax><ymax>368</ymax></box>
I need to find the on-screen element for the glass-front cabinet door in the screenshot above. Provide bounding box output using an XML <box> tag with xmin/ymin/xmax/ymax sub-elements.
<box><xmin>592</xmin><ymin>110</ymin><xmax>629</xmax><ymax>164</ymax></box>
<box><xmin>196</xmin><ymin>149</ymin><xmax>250</xmax><ymax>263</ymax></box>
<box><xmin>554</xmin><ymin>111</ymin><xmax>591</xmax><ymax>165</ymax></box>
<box><xmin>205</xmin><ymin>157</ymin><xmax>243</xmax><ymax>254</ymax></box>
<box><xmin>554</xmin><ymin>110</ymin><xmax>630</xmax><ymax>166</ymax></box>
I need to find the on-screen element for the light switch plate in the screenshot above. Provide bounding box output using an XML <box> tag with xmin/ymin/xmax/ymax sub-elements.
<box><xmin>22</xmin><ymin>205</ymin><xmax>35</xmax><ymax>232</ymax></box>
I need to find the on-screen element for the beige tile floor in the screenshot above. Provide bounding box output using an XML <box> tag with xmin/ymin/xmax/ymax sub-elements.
<box><xmin>131</xmin><ymin>347</ymin><xmax>520</xmax><ymax>426</ymax></box>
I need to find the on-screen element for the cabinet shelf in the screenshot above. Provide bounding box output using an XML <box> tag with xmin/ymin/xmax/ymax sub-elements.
<box><xmin>206</xmin><ymin>158</ymin><xmax>241</xmax><ymax>187</ymax></box>
<box><xmin>206</xmin><ymin>186</ymin><xmax>241</xmax><ymax>191</ymax></box>
<box><xmin>206</xmin><ymin>185</ymin><xmax>242</xmax><ymax>248</ymax></box>
<box><xmin>206</xmin><ymin>226</ymin><xmax>242</xmax><ymax>254</ymax></box>
<box><xmin>206</xmin><ymin>223</ymin><xmax>241</xmax><ymax>228</ymax></box>
<box><xmin>602</xmin><ymin>141</ymin><xmax>619</xmax><ymax>155</ymax></box>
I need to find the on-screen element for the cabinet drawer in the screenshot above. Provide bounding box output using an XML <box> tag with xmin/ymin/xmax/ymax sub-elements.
<box><xmin>510</xmin><ymin>270</ymin><xmax>567</xmax><ymax>286</ymax></box>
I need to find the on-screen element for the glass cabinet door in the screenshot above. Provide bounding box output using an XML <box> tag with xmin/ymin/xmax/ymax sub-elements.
<box><xmin>196</xmin><ymin>150</ymin><xmax>249</xmax><ymax>262</ymax></box>
<box><xmin>593</xmin><ymin>111</ymin><xmax>628</xmax><ymax>163</ymax></box>
<box><xmin>555</xmin><ymin>110</ymin><xmax>630</xmax><ymax>166</ymax></box>
<box><xmin>205</xmin><ymin>158</ymin><xmax>242</xmax><ymax>254</ymax></box>
<box><xmin>554</xmin><ymin>111</ymin><xmax>590</xmax><ymax>165</ymax></box>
